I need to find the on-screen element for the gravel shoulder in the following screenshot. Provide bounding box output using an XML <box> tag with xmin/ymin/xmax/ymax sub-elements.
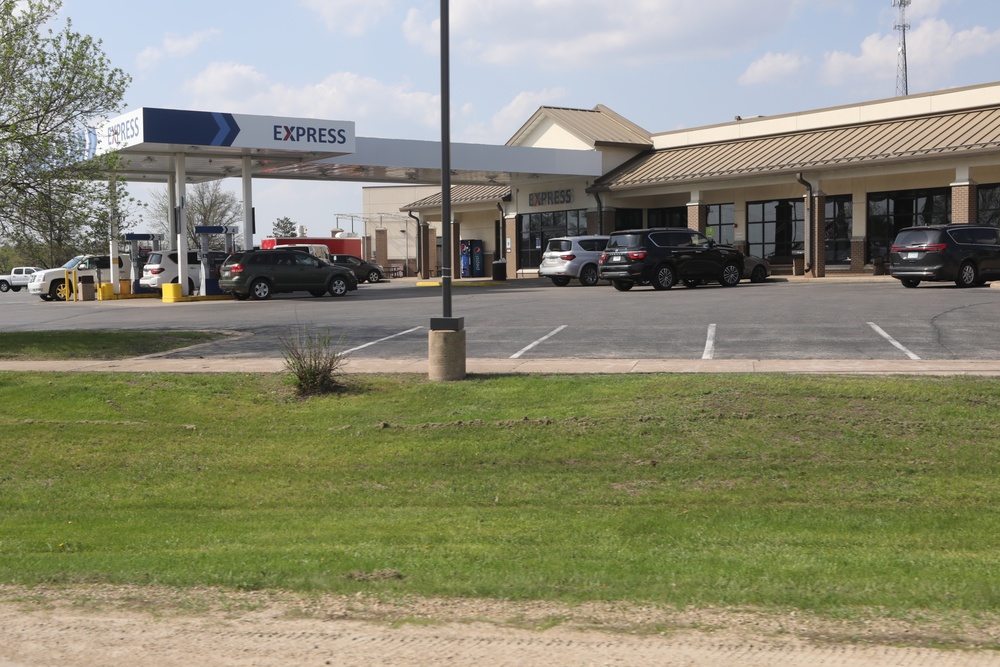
<box><xmin>1</xmin><ymin>585</ymin><xmax>999</xmax><ymax>666</ymax></box>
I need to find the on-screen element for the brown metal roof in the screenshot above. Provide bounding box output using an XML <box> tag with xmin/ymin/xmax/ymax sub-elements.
<box><xmin>507</xmin><ymin>105</ymin><xmax>652</xmax><ymax>149</ymax></box>
<box><xmin>403</xmin><ymin>184</ymin><xmax>511</xmax><ymax>211</ymax></box>
<box><xmin>592</xmin><ymin>107</ymin><xmax>1000</xmax><ymax>191</ymax></box>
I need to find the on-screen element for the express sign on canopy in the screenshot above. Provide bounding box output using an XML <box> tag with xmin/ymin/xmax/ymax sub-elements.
<box><xmin>92</xmin><ymin>107</ymin><xmax>356</xmax><ymax>156</ymax></box>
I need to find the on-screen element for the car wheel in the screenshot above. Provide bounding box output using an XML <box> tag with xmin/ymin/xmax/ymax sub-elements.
<box><xmin>40</xmin><ymin>293</ymin><xmax>53</xmax><ymax>301</ymax></box>
<box><xmin>578</xmin><ymin>265</ymin><xmax>600</xmax><ymax>286</ymax></box>
<box><xmin>612</xmin><ymin>280</ymin><xmax>633</xmax><ymax>292</ymax></box>
<box><xmin>955</xmin><ymin>262</ymin><xmax>977</xmax><ymax>288</ymax></box>
<box><xmin>366</xmin><ymin>270</ymin><xmax>381</xmax><ymax>284</ymax></box>
<box><xmin>901</xmin><ymin>278</ymin><xmax>920</xmax><ymax>288</ymax></box>
<box><xmin>550</xmin><ymin>276</ymin><xmax>571</xmax><ymax>286</ymax></box>
<box><xmin>51</xmin><ymin>279</ymin><xmax>70</xmax><ymax>301</ymax></box>
<box><xmin>11</xmin><ymin>286</ymin><xmax>21</xmax><ymax>292</ymax></box>
<box><xmin>651</xmin><ymin>264</ymin><xmax>675</xmax><ymax>290</ymax></box>
<box><xmin>682</xmin><ymin>278</ymin><xmax>700</xmax><ymax>288</ymax></box>
<box><xmin>328</xmin><ymin>276</ymin><xmax>349</xmax><ymax>297</ymax></box>
<box><xmin>719</xmin><ymin>262</ymin><xmax>741</xmax><ymax>287</ymax></box>
<box><xmin>249</xmin><ymin>279</ymin><xmax>272</xmax><ymax>300</ymax></box>
<box><xmin>750</xmin><ymin>265</ymin><xmax>767</xmax><ymax>283</ymax></box>
<box><xmin>0</xmin><ymin>281</ymin><xmax>9</xmax><ymax>292</ymax></box>
<box><xmin>309</xmin><ymin>289</ymin><xmax>327</xmax><ymax>297</ymax></box>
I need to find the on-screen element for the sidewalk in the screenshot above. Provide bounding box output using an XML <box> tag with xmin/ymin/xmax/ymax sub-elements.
<box><xmin>3</xmin><ymin>357</ymin><xmax>1000</xmax><ymax>375</ymax></box>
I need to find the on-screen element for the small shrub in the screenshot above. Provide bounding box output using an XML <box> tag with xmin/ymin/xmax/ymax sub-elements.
<box><xmin>279</xmin><ymin>328</ymin><xmax>346</xmax><ymax>396</ymax></box>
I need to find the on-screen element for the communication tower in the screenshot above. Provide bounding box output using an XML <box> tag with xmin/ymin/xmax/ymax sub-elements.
<box><xmin>893</xmin><ymin>0</ymin><xmax>911</xmax><ymax>96</ymax></box>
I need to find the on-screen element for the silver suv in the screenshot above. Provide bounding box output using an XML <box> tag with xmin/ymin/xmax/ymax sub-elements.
<box><xmin>537</xmin><ymin>235</ymin><xmax>609</xmax><ymax>286</ymax></box>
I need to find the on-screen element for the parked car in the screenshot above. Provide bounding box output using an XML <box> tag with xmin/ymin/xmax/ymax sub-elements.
<box><xmin>28</xmin><ymin>254</ymin><xmax>132</xmax><ymax>301</ymax></box>
<box><xmin>598</xmin><ymin>228</ymin><xmax>744</xmax><ymax>291</ymax></box>
<box><xmin>890</xmin><ymin>224</ymin><xmax>1000</xmax><ymax>288</ymax></box>
<box><xmin>329</xmin><ymin>254</ymin><xmax>385</xmax><ymax>283</ymax></box>
<box><xmin>0</xmin><ymin>266</ymin><xmax>45</xmax><ymax>293</ymax></box>
<box><xmin>219</xmin><ymin>249</ymin><xmax>358</xmax><ymax>300</ymax></box>
<box><xmin>140</xmin><ymin>250</ymin><xmax>228</xmax><ymax>293</ymax></box>
<box><xmin>537</xmin><ymin>235</ymin><xmax>610</xmax><ymax>286</ymax></box>
<box><xmin>743</xmin><ymin>256</ymin><xmax>771</xmax><ymax>283</ymax></box>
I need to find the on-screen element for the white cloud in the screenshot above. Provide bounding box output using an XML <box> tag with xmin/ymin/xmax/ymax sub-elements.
<box><xmin>739</xmin><ymin>52</ymin><xmax>809</xmax><ymax>85</ymax></box>
<box><xmin>299</xmin><ymin>0</ymin><xmax>393</xmax><ymax>36</ymax></box>
<box><xmin>182</xmin><ymin>63</ymin><xmax>440</xmax><ymax>137</ymax></box>
<box><xmin>136</xmin><ymin>29</ymin><xmax>221</xmax><ymax>71</ymax></box>
<box><xmin>823</xmin><ymin>16</ymin><xmax>1000</xmax><ymax>92</ymax></box>
<box><xmin>459</xmin><ymin>88</ymin><xmax>569</xmax><ymax>144</ymax></box>
<box><xmin>407</xmin><ymin>0</ymin><xmax>801</xmax><ymax>68</ymax></box>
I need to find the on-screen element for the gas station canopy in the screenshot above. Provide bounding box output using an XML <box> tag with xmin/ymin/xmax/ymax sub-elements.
<box><xmin>90</xmin><ymin>107</ymin><xmax>602</xmax><ymax>186</ymax></box>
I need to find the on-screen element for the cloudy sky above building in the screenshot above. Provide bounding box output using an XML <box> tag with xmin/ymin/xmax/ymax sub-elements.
<box><xmin>60</xmin><ymin>0</ymin><xmax>1000</xmax><ymax>237</ymax></box>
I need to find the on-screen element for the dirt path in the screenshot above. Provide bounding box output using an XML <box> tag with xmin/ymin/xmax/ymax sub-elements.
<box><xmin>1</xmin><ymin>585</ymin><xmax>998</xmax><ymax>666</ymax></box>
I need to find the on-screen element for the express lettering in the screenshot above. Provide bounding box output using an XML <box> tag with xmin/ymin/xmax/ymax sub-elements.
<box><xmin>105</xmin><ymin>117</ymin><xmax>141</xmax><ymax>145</ymax></box>
<box><xmin>528</xmin><ymin>189</ymin><xmax>574</xmax><ymax>207</ymax></box>
<box><xmin>272</xmin><ymin>125</ymin><xmax>348</xmax><ymax>145</ymax></box>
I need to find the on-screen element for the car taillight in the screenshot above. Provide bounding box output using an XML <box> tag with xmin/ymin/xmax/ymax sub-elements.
<box><xmin>559</xmin><ymin>254</ymin><xmax>576</xmax><ymax>261</ymax></box>
<box><xmin>891</xmin><ymin>243</ymin><xmax>946</xmax><ymax>252</ymax></box>
<box><xmin>229</xmin><ymin>264</ymin><xmax>244</xmax><ymax>273</ymax></box>
<box><xmin>628</xmin><ymin>251</ymin><xmax>647</xmax><ymax>260</ymax></box>
<box><xmin>150</xmin><ymin>267</ymin><xmax>164</xmax><ymax>275</ymax></box>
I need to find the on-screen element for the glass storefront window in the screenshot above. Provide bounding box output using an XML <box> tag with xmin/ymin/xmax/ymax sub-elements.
<box><xmin>866</xmin><ymin>188</ymin><xmax>950</xmax><ymax>263</ymax></box>
<box><xmin>746</xmin><ymin>199</ymin><xmax>802</xmax><ymax>263</ymax></box>
<box><xmin>518</xmin><ymin>209</ymin><xmax>588</xmax><ymax>269</ymax></box>
<box><xmin>978</xmin><ymin>183</ymin><xmax>1000</xmax><ymax>227</ymax></box>
<box><xmin>825</xmin><ymin>196</ymin><xmax>852</xmax><ymax>265</ymax></box>
<box><xmin>705</xmin><ymin>204</ymin><xmax>735</xmax><ymax>245</ymax></box>
<box><xmin>648</xmin><ymin>207</ymin><xmax>687</xmax><ymax>228</ymax></box>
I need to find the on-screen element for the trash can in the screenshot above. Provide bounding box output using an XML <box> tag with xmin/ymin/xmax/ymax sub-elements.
<box><xmin>77</xmin><ymin>275</ymin><xmax>95</xmax><ymax>301</ymax></box>
<box><xmin>492</xmin><ymin>259</ymin><xmax>507</xmax><ymax>281</ymax></box>
<box><xmin>791</xmin><ymin>254</ymin><xmax>805</xmax><ymax>276</ymax></box>
<box><xmin>872</xmin><ymin>257</ymin><xmax>886</xmax><ymax>275</ymax></box>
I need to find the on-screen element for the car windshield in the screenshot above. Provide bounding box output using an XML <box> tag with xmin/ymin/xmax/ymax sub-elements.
<box><xmin>545</xmin><ymin>240</ymin><xmax>572</xmax><ymax>252</ymax></box>
<box><xmin>894</xmin><ymin>229</ymin><xmax>942</xmax><ymax>246</ymax></box>
<box><xmin>606</xmin><ymin>234</ymin><xmax>644</xmax><ymax>250</ymax></box>
<box><xmin>60</xmin><ymin>256</ymin><xmax>84</xmax><ymax>269</ymax></box>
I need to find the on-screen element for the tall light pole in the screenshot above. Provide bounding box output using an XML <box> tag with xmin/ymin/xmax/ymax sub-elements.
<box><xmin>427</xmin><ymin>0</ymin><xmax>466</xmax><ymax>381</ymax></box>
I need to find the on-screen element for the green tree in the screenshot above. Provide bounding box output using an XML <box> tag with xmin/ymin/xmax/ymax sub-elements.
<box><xmin>272</xmin><ymin>216</ymin><xmax>298</xmax><ymax>238</ymax></box>
<box><xmin>146</xmin><ymin>181</ymin><xmax>244</xmax><ymax>250</ymax></box>
<box><xmin>0</xmin><ymin>0</ymin><xmax>132</xmax><ymax>267</ymax></box>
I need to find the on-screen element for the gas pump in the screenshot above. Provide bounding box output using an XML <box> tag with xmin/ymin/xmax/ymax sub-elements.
<box><xmin>194</xmin><ymin>225</ymin><xmax>239</xmax><ymax>295</ymax></box>
<box><xmin>123</xmin><ymin>233</ymin><xmax>162</xmax><ymax>294</ymax></box>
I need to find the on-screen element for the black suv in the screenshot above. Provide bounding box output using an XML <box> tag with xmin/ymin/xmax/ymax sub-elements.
<box><xmin>890</xmin><ymin>224</ymin><xmax>1000</xmax><ymax>288</ymax></box>
<box><xmin>219</xmin><ymin>249</ymin><xmax>358</xmax><ymax>300</ymax></box>
<box><xmin>598</xmin><ymin>228</ymin><xmax>744</xmax><ymax>291</ymax></box>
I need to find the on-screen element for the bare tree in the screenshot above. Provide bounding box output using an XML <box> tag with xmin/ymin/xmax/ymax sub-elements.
<box><xmin>146</xmin><ymin>181</ymin><xmax>244</xmax><ymax>250</ymax></box>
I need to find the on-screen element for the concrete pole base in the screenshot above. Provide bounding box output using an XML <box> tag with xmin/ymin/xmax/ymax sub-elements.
<box><xmin>428</xmin><ymin>329</ymin><xmax>467</xmax><ymax>381</ymax></box>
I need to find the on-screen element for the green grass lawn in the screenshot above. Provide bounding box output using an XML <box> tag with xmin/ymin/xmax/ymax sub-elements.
<box><xmin>2</xmin><ymin>368</ymin><xmax>999</xmax><ymax>619</ymax></box>
<box><xmin>0</xmin><ymin>330</ymin><xmax>226</xmax><ymax>360</ymax></box>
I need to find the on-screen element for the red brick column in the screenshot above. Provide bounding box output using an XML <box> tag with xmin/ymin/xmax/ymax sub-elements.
<box><xmin>951</xmin><ymin>181</ymin><xmax>977</xmax><ymax>224</ymax></box>
<box><xmin>687</xmin><ymin>202</ymin><xmax>707</xmax><ymax>233</ymax></box>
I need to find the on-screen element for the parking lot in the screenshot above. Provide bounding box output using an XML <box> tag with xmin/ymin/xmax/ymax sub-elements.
<box><xmin>4</xmin><ymin>276</ymin><xmax>1000</xmax><ymax>364</ymax></box>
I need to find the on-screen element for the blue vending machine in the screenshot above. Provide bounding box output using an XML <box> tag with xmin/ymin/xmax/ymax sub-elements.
<box><xmin>461</xmin><ymin>239</ymin><xmax>484</xmax><ymax>277</ymax></box>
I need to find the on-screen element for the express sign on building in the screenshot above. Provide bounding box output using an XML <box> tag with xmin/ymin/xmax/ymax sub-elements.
<box><xmin>93</xmin><ymin>107</ymin><xmax>356</xmax><ymax>156</ymax></box>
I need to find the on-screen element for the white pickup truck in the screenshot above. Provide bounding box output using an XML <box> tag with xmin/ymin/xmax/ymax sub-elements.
<box><xmin>27</xmin><ymin>254</ymin><xmax>131</xmax><ymax>301</ymax></box>
<box><xmin>0</xmin><ymin>266</ymin><xmax>45</xmax><ymax>293</ymax></box>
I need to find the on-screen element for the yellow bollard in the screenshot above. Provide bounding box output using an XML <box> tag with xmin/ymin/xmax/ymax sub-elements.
<box><xmin>162</xmin><ymin>283</ymin><xmax>183</xmax><ymax>302</ymax></box>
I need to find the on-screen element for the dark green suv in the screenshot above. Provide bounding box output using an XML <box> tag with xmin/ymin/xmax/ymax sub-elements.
<box><xmin>219</xmin><ymin>249</ymin><xmax>358</xmax><ymax>300</ymax></box>
<box><xmin>598</xmin><ymin>228</ymin><xmax>744</xmax><ymax>291</ymax></box>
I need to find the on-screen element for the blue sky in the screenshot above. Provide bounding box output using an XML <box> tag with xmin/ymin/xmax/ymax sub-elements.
<box><xmin>58</xmin><ymin>0</ymin><xmax>1000</xmax><ymax>238</ymax></box>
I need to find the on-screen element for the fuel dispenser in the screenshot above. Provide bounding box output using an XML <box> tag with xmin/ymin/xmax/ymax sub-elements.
<box><xmin>194</xmin><ymin>225</ymin><xmax>238</xmax><ymax>295</ymax></box>
<box><xmin>124</xmin><ymin>232</ymin><xmax>162</xmax><ymax>294</ymax></box>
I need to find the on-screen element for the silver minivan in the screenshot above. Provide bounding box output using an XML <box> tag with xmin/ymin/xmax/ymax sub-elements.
<box><xmin>537</xmin><ymin>235</ymin><xmax>610</xmax><ymax>286</ymax></box>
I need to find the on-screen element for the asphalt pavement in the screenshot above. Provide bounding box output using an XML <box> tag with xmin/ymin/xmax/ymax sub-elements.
<box><xmin>4</xmin><ymin>273</ymin><xmax>1000</xmax><ymax>375</ymax></box>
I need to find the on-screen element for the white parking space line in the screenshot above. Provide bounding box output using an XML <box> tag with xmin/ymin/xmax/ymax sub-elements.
<box><xmin>511</xmin><ymin>325</ymin><xmax>568</xmax><ymax>359</ymax></box>
<box><xmin>342</xmin><ymin>327</ymin><xmax>423</xmax><ymax>355</ymax></box>
<box><xmin>867</xmin><ymin>322</ymin><xmax>921</xmax><ymax>360</ymax></box>
<box><xmin>702</xmin><ymin>324</ymin><xmax>717</xmax><ymax>360</ymax></box>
